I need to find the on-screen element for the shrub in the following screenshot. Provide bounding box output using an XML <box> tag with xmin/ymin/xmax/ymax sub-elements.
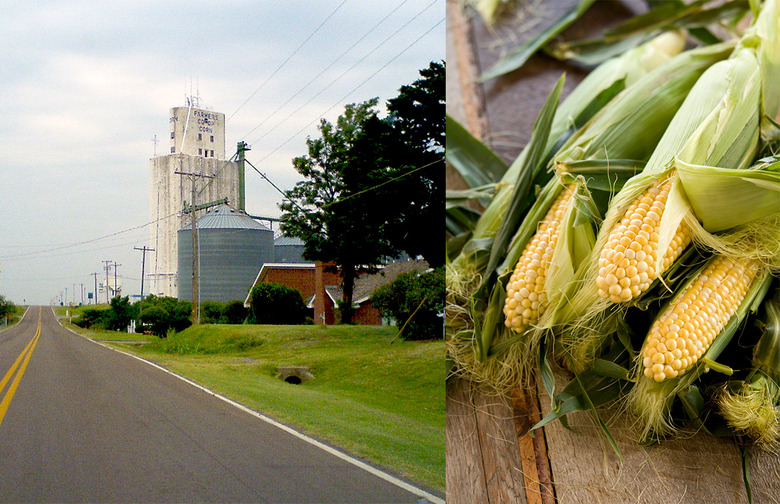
<box><xmin>74</xmin><ymin>307</ymin><xmax>110</xmax><ymax>329</ymax></box>
<box><xmin>224</xmin><ymin>300</ymin><xmax>248</xmax><ymax>324</ymax></box>
<box><xmin>371</xmin><ymin>267</ymin><xmax>444</xmax><ymax>341</ymax></box>
<box><xmin>247</xmin><ymin>283</ymin><xmax>307</xmax><ymax>324</ymax></box>
<box><xmin>138</xmin><ymin>295</ymin><xmax>192</xmax><ymax>333</ymax></box>
<box><xmin>201</xmin><ymin>301</ymin><xmax>226</xmax><ymax>324</ymax></box>
<box><xmin>105</xmin><ymin>296</ymin><xmax>136</xmax><ymax>331</ymax></box>
<box><xmin>0</xmin><ymin>296</ymin><xmax>15</xmax><ymax>321</ymax></box>
<box><xmin>140</xmin><ymin>305</ymin><xmax>171</xmax><ymax>337</ymax></box>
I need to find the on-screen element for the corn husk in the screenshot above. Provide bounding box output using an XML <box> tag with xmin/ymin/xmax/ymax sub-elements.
<box><xmin>718</xmin><ymin>284</ymin><xmax>780</xmax><ymax>450</ymax></box>
<box><xmin>627</xmin><ymin>263</ymin><xmax>773</xmax><ymax>442</ymax></box>
<box><xmin>552</xmin><ymin>45</ymin><xmax>763</xmax><ymax>370</ymax></box>
<box><xmin>447</xmin><ymin>40</ymin><xmax>738</xmax><ymax>394</ymax></box>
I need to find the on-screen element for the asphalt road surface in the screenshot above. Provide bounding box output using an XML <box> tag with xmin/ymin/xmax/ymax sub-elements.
<box><xmin>0</xmin><ymin>307</ymin><xmax>440</xmax><ymax>503</ymax></box>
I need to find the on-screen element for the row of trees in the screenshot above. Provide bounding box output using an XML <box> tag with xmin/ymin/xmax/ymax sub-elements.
<box><xmin>280</xmin><ymin>61</ymin><xmax>444</xmax><ymax>324</ymax></box>
<box><xmin>74</xmin><ymin>264</ymin><xmax>442</xmax><ymax>340</ymax></box>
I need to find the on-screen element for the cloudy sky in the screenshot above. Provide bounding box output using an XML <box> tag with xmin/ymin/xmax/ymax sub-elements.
<box><xmin>0</xmin><ymin>0</ymin><xmax>445</xmax><ymax>306</ymax></box>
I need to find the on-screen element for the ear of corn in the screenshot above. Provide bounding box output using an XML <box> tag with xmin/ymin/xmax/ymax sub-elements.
<box><xmin>641</xmin><ymin>255</ymin><xmax>760</xmax><ymax>382</ymax></box>
<box><xmin>551</xmin><ymin>45</ymin><xmax>763</xmax><ymax>370</ymax></box>
<box><xmin>596</xmin><ymin>175</ymin><xmax>693</xmax><ymax>303</ymax></box>
<box><xmin>751</xmin><ymin>0</ymin><xmax>780</xmax><ymax>139</ymax></box>
<box><xmin>627</xmin><ymin>263</ymin><xmax>774</xmax><ymax>442</ymax></box>
<box><xmin>553</xmin><ymin>41</ymin><xmax>737</xmax><ymax>165</ymax></box>
<box><xmin>504</xmin><ymin>183</ymin><xmax>576</xmax><ymax>333</ymax></box>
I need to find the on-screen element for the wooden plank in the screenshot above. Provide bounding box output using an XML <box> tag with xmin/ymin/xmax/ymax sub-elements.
<box><xmin>747</xmin><ymin>448</ymin><xmax>780</xmax><ymax>504</ymax></box>
<box><xmin>537</xmin><ymin>366</ymin><xmax>775</xmax><ymax>503</ymax></box>
<box><xmin>474</xmin><ymin>384</ymin><xmax>528</xmax><ymax>503</ymax></box>
<box><xmin>447</xmin><ymin>0</ymin><xmax>488</xmax><ymax>143</ymax></box>
<box><xmin>512</xmin><ymin>384</ymin><xmax>555</xmax><ymax>504</ymax></box>
<box><xmin>446</xmin><ymin>378</ymin><xmax>490</xmax><ymax>504</ymax></box>
<box><xmin>446</xmin><ymin>378</ymin><xmax>529</xmax><ymax>504</ymax></box>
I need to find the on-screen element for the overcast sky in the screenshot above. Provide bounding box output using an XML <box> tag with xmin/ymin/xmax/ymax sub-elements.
<box><xmin>0</xmin><ymin>0</ymin><xmax>445</xmax><ymax>306</ymax></box>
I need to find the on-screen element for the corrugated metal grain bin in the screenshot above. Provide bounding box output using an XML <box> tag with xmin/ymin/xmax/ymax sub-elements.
<box><xmin>178</xmin><ymin>204</ymin><xmax>273</xmax><ymax>302</ymax></box>
<box><xmin>274</xmin><ymin>234</ymin><xmax>310</xmax><ymax>264</ymax></box>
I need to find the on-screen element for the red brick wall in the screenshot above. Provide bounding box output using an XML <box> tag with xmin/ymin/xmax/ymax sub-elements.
<box><xmin>263</xmin><ymin>268</ymin><xmax>315</xmax><ymax>299</ymax></box>
<box><xmin>352</xmin><ymin>302</ymin><xmax>382</xmax><ymax>325</ymax></box>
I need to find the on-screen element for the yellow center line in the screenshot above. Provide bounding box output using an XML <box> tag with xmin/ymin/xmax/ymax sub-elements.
<box><xmin>0</xmin><ymin>308</ymin><xmax>42</xmax><ymax>427</ymax></box>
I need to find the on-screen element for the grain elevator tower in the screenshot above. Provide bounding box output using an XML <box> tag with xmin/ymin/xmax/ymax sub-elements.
<box><xmin>148</xmin><ymin>96</ymin><xmax>240</xmax><ymax>298</ymax></box>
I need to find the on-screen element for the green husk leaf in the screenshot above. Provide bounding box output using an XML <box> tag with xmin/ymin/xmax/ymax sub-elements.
<box><xmin>481</xmin><ymin>75</ymin><xmax>565</xmax><ymax>292</ymax></box>
<box><xmin>676</xmin><ymin>156</ymin><xmax>780</xmax><ymax>233</ymax></box>
<box><xmin>446</xmin><ymin>116</ymin><xmax>508</xmax><ymax>188</ymax></box>
<box><xmin>476</xmin><ymin>279</ymin><xmax>506</xmax><ymax>362</ymax></box>
<box><xmin>572</xmin><ymin>369</ymin><xmax>623</xmax><ymax>462</ymax></box>
<box><xmin>447</xmin><ymin>231</ymin><xmax>472</xmax><ymax>261</ymax></box>
<box><xmin>591</xmin><ymin>359</ymin><xmax>631</xmax><ymax>381</ymax></box>
<box><xmin>539</xmin><ymin>338</ymin><xmax>557</xmax><ymax>410</ymax></box>
<box><xmin>741</xmin><ymin>444</ymin><xmax>753</xmax><ymax>504</ymax></box>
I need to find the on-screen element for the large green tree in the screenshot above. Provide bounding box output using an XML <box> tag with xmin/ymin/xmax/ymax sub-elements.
<box><xmin>384</xmin><ymin>60</ymin><xmax>445</xmax><ymax>268</ymax></box>
<box><xmin>280</xmin><ymin>62</ymin><xmax>445</xmax><ymax>323</ymax></box>
<box><xmin>280</xmin><ymin>100</ymin><xmax>395</xmax><ymax>324</ymax></box>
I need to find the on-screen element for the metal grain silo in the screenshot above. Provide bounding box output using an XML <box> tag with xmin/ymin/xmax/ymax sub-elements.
<box><xmin>274</xmin><ymin>234</ymin><xmax>310</xmax><ymax>264</ymax></box>
<box><xmin>178</xmin><ymin>204</ymin><xmax>274</xmax><ymax>302</ymax></box>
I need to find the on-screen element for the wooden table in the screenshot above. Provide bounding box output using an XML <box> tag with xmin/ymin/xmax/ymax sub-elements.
<box><xmin>445</xmin><ymin>1</ymin><xmax>780</xmax><ymax>502</ymax></box>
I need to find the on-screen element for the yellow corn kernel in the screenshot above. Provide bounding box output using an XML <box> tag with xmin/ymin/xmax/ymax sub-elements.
<box><xmin>597</xmin><ymin>177</ymin><xmax>691</xmax><ymax>303</ymax></box>
<box><xmin>503</xmin><ymin>184</ymin><xmax>576</xmax><ymax>332</ymax></box>
<box><xmin>642</xmin><ymin>255</ymin><xmax>759</xmax><ymax>382</ymax></box>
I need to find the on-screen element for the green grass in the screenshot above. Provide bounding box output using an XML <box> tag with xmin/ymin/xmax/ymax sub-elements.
<box><xmin>81</xmin><ymin>323</ymin><xmax>445</xmax><ymax>492</ymax></box>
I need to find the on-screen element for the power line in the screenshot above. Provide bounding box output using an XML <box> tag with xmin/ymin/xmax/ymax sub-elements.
<box><xmin>239</xmin><ymin>0</ymin><xmax>411</xmax><ymax>141</ymax></box>
<box><xmin>247</xmin><ymin>1</ymin><xmax>440</xmax><ymax>148</ymax></box>
<box><xmin>253</xmin><ymin>16</ymin><xmax>445</xmax><ymax>166</ymax></box>
<box><xmin>226</xmin><ymin>0</ymin><xmax>349</xmax><ymax>123</ymax></box>
<box><xmin>323</xmin><ymin>158</ymin><xmax>442</xmax><ymax>209</ymax></box>
<box><xmin>0</xmin><ymin>210</ymin><xmax>180</xmax><ymax>261</ymax></box>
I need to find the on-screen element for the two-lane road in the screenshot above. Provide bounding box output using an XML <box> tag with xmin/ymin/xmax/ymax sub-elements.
<box><xmin>0</xmin><ymin>307</ymin><xmax>439</xmax><ymax>503</ymax></box>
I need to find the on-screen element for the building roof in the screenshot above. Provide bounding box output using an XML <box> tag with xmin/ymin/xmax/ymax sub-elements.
<box><xmin>318</xmin><ymin>259</ymin><xmax>430</xmax><ymax>306</ymax></box>
<box><xmin>181</xmin><ymin>204</ymin><xmax>271</xmax><ymax>231</ymax></box>
<box><xmin>274</xmin><ymin>235</ymin><xmax>305</xmax><ymax>246</ymax></box>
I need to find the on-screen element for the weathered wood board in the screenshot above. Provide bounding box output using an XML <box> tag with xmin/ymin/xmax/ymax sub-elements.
<box><xmin>445</xmin><ymin>0</ymin><xmax>780</xmax><ymax>502</ymax></box>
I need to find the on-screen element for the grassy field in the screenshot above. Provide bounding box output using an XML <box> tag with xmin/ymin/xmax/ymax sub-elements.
<box><xmin>66</xmin><ymin>319</ymin><xmax>445</xmax><ymax>492</ymax></box>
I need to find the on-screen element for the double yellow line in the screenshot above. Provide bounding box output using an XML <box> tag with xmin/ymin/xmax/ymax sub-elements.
<box><xmin>0</xmin><ymin>308</ymin><xmax>42</xmax><ymax>427</ymax></box>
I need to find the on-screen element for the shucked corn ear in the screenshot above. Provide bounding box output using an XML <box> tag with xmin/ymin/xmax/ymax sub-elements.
<box><xmin>596</xmin><ymin>176</ymin><xmax>692</xmax><ymax>303</ymax></box>
<box><xmin>557</xmin><ymin>45</ymin><xmax>761</xmax><ymax>321</ymax></box>
<box><xmin>503</xmin><ymin>183</ymin><xmax>576</xmax><ymax>332</ymax></box>
<box><xmin>641</xmin><ymin>255</ymin><xmax>760</xmax><ymax>382</ymax></box>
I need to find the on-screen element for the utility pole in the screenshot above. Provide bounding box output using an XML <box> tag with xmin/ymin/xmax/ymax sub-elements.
<box><xmin>113</xmin><ymin>262</ymin><xmax>121</xmax><ymax>297</ymax></box>
<box><xmin>80</xmin><ymin>283</ymin><xmax>85</xmax><ymax>305</ymax></box>
<box><xmin>175</xmin><ymin>170</ymin><xmax>214</xmax><ymax>325</ymax></box>
<box><xmin>237</xmin><ymin>141</ymin><xmax>250</xmax><ymax>212</ymax></box>
<box><xmin>91</xmin><ymin>272</ymin><xmax>99</xmax><ymax>305</ymax></box>
<box><xmin>134</xmin><ymin>246</ymin><xmax>155</xmax><ymax>299</ymax></box>
<box><xmin>103</xmin><ymin>260</ymin><xmax>112</xmax><ymax>303</ymax></box>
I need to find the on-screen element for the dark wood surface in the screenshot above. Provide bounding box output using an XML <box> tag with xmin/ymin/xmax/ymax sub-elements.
<box><xmin>446</xmin><ymin>1</ymin><xmax>780</xmax><ymax>502</ymax></box>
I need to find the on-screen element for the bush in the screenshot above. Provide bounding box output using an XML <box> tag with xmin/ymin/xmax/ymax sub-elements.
<box><xmin>371</xmin><ymin>267</ymin><xmax>444</xmax><ymax>341</ymax></box>
<box><xmin>138</xmin><ymin>295</ymin><xmax>192</xmax><ymax>333</ymax></box>
<box><xmin>199</xmin><ymin>300</ymin><xmax>248</xmax><ymax>324</ymax></box>
<box><xmin>140</xmin><ymin>305</ymin><xmax>171</xmax><ymax>337</ymax></box>
<box><xmin>105</xmin><ymin>296</ymin><xmax>137</xmax><ymax>331</ymax></box>
<box><xmin>0</xmin><ymin>295</ymin><xmax>15</xmax><ymax>321</ymax></box>
<box><xmin>74</xmin><ymin>307</ymin><xmax>110</xmax><ymax>329</ymax></box>
<box><xmin>224</xmin><ymin>300</ymin><xmax>248</xmax><ymax>324</ymax></box>
<box><xmin>201</xmin><ymin>301</ymin><xmax>226</xmax><ymax>324</ymax></box>
<box><xmin>247</xmin><ymin>283</ymin><xmax>307</xmax><ymax>324</ymax></box>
